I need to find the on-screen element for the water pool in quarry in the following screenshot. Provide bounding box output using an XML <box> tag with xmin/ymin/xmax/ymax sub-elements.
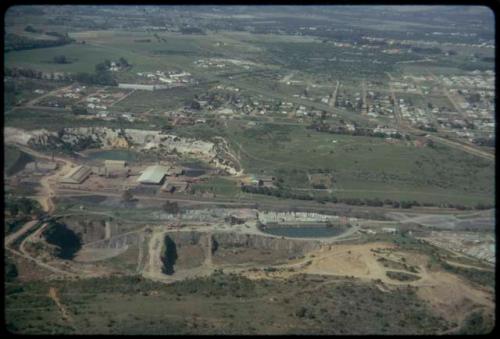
<box><xmin>261</xmin><ymin>226</ymin><xmax>347</xmax><ymax>238</ymax></box>
<box><xmin>84</xmin><ymin>149</ymin><xmax>143</xmax><ymax>162</ymax></box>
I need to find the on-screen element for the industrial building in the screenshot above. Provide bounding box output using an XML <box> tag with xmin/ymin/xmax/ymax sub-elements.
<box><xmin>104</xmin><ymin>160</ymin><xmax>128</xmax><ymax>176</ymax></box>
<box><xmin>137</xmin><ymin>165</ymin><xmax>169</xmax><ymax>184</ymax></box>
<box><xmin>25</xmin><ymin>161</ymin><xmax>58</xmax><ymax>174</ymax></box>
<box><xmin>161</xmin><ymin>180</ymin><xmax>189</xmax><ymax>193</ymax></box>
<box><xmin>59</xmin><ymin>165</ymin><xmax>92</xmax><ymax>184</ymax></box>
<box><xmin>166</xmin><ymin>166</ymin><xmax>184</xmax><ymax>176</ymax></box>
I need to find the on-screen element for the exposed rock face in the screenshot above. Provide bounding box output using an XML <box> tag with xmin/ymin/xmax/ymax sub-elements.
<box><xmin>157</xmin><ymin>208</ymin><xmax>258</xmax><ymax>222</ymax></box>
<box><xmin>258</xmin><ymin>211</ymin><xmax>343</xmax><ymax>224</ymax></box>
<box><xmin>68</xmin><ymin>220</ymin><xmax>106</xmax><ymax>244</ymax></box>
<box><xmin>166</xmin><ymin>231</ymin><xmax>206</xmax><ymax>245</ymax></box>
<box><xmin>17</xmin><ymin>127</ymin><xmax>242</xmax><ymax>175</ymax></box>
<box><xmin>212</xmin><ymin>232</ymin><xmax>322</xmax><ymax>255</ymax></box>
<box><xmin>210</xmin><ymin>136</ymin><xmax>241</xmax><ymax>174</ymax></box>
<box><xmin>88</xmin><ymin>232</ymin><xmax>141</xmax><ymax>250</ymax></box>
<box><xmin>5</xmin><ymin>127</ymin><xmax>50</xmax><ymax>145</ymax></box>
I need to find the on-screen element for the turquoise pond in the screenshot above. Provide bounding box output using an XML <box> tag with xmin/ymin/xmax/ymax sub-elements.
<box><xmin>261</xmin><ymin>226</ymin><xmax>346</xmax><ymax>238</ymax></box>
<box><xmin>84</xmin><ymin>149</ymin><xmax>142</xmax><ymax>162</ymax></box>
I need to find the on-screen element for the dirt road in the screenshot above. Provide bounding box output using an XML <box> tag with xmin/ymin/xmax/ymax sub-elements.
<box><xmin>142</xmin><ymin>230</ymin><xmax>167</xmax><ymax>281</ymax></box>
<box><xmin>49</xmin><ymin>287</ymin><xmax>72</xmax><ymax>321</ymax></box>
<box><xmin>329</xmin><ymin>80</ymin><xmax>340</xmax><ymax>108</ymax></box>
<box><xmin>4</xmin><ymin>220</ymin><xmax>39</xmax><ymax>248</ymax></box>
<box><xmin>12</xmin><ymin>144</ymin><xmax>76</xmax><ymax>213</ymax></box>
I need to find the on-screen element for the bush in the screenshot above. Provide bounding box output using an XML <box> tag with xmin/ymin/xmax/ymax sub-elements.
<box><xmin>295</xmin><ymin>307</ymin><xmax>307</xmax><ymax>318</ymax></box>
<box><xmin>53</xmin><ymin>55</ymin><xmax>69</xmax><ymax>64</ymax></box>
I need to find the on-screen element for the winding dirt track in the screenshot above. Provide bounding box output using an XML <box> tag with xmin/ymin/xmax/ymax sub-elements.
<box><xmin>11</xmin><ymin>144</ymin><xmax>76</xmax><ymax>214</ymax></box>
<box><xmin>48</xmin><ymin>287</ymin><xmax>72</xmax><ymax>321</ymax></box>
<box><xmin>241</xmin><ymin>242</ymin><xmax>494</xmax><ymax>329</ymax></box>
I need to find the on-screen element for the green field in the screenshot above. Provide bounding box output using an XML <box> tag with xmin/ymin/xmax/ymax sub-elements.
<box><xmin>113</xmin><ymin>84</ymin><xmax>208</xmax><ymax>113</ymax></box>
<box><xmin>223</xmin><ymin>121</ymin><xmax>494</xmax><ymax>206</ymax></box>
<box><xmin>191</xmin><ymin>177</ymin><xmax>240</xmax><ymax>197</ymax></box>
<box><xmin>4</xmin><ymin>108</ymin><xmax>160</xmax><ymax>131</ymax></box>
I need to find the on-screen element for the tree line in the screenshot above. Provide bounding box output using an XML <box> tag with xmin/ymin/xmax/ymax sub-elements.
<box><xmin>241</xmin><ymin>185</ymin><xmax>493</xmax><ymax>211</ymax></box>
<box><xmin>308</xmin><ymin>121</ymin><xmax>405</xmax><ymax>139</ymax></box>
<box><xmin>5</xmin><ymin>32</ymin><xmax>73</xmax><ymax>52</ymax></box>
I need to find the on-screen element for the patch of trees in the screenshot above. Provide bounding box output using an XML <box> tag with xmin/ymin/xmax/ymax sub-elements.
<box><xmin>53</xmin><ymin>55</ymin><xmax>70</xmax><ymax>64</ymax></box>
<box><xmin>118</xmin><ymin>57</ymin><xmax>130</xmax><ymax>68</ymax></box>
<box><xmin>74</xmin><ymin>61</ymin><xmax>117</xmax><ymax>86</ymax></box>
<box><xmin>4</xmin><ymin>32</ymin><xmax>73</xmax><ymax>52</ymax></box>
<box><xmin>416</xmin><ymin>124</ymin><xmax>437</xmax><ymax>133</ymax></box>
<box><xmin>5</xmin><ymin>67</ymin><xmax>73</xmax><ymax>82</ymax></box>
<box><xmin>6</xmin><ymin>196</ymin><xmax>42</xmax><ymax>218</ymax></box>
<box><xmin>5</xmin><ymin>67</ymin><xmax>43</xmax><ymax>79</ymax></box>
<box><xmin>24</xmin><ymin>25</ymin><xmax>39</xmax><ymax>33</ymax></box>
<box><xmin>5</xmin><ymin>258</ymin><xmax>18</xmax><ymax>282</ymax></box>
<box><xmin>472</xmin><ymin>137</ymin><xmax>495</xmax><ymax>147</ymax></box>
<box><xmin>224</xmin><ymin>215</ymin><xmax>245</xmax><ymax>225</ymax></box>
<box><xmin>440</xmin><ymin>261</ymin><xmax>494</xmax><ymax>288</ymax></box>
<box><xmin>410</xmin><ymin>46</ymin><xmax>442</xmax><ymax>55</ymax></box>
<box><xmin>458</xmin><ymin>311</ymin><xmax>494</xmax><ymax>334</ymax></box>
<box><xmin>121</xmin><ymin>189</ymin><xmax>134</xmax><ymax>203</ymax></box>
<box><xmin>43</xmin><ymin>221</ymin><xmax>82</xmax><ymax>260</ymax></box>
<box><xmin>42</xmin><ymin>132</ymin><xmax>101</xmax><ymax>154</ymax></box>
<box><xmin>468</xmin><ymin>93</ymin><xmax>481</xmax><ymax>103</ymax></box>
<box><xmin>386</xmin><ymin>271</ymin><xmax>420</xmax><ymax>282</ymax></box>
<box><xmin>14</xmin><ymin>6</ymin><xmax>44</xmax><ymax>15</ymax></box>
<box><xmin>162</xmin><ymin>200</ymin><xmax>180</xmax><ymax>214</ymax></box>
<box><xmin>308</xmin><ymin>122</ymin><xmax>403</xmax><ymax>139</ymax></box>
<box><xmin>179</xmin><ymin>27</ymin><xmax>205</xmax><ymax>35</ymax></box>
<box><xmin>73</xmin><ymin>71</ymin><xmax>116</xmax><ymax>86</ymax></box>
<box><xmin>71</xmin><ymin>104</ymin><xmax>88</xmax><ymax>115</ymax></box>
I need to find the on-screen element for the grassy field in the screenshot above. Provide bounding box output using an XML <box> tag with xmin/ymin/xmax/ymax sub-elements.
<box><xmin>4</xmin><ymin>108</ymin><xmax>162</xmax><ymax>131</ymax></box>
<box><xmin>113</xmin><ymin>84</ymin><xmax>208</xmax><ymax>113</ymax></box>
<box><xmin>5</xmin><ymin>30</ymin><xmax>269</xmax><ymax>75</ymax></box>
<box><xmin>191</xmin><ymin>177</ymin><xmax>240</xmax><ymax>197</ymax></box>
<box><xmin>223</xmin><ymin>120</ymin><xmax>494</xmax><ymax>206</ymax></box>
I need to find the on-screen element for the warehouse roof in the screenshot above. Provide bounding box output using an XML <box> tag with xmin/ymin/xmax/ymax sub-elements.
<box><xmin>60</xmin><ymin>165</ymin><xmax>92</xmax><ymax>184</ymax></box>
<box><xmin>104</xmin><ymin>160</ymin><xmax>126</xmax><ymax>167</ymax></box>
<box><xmin>137</xmin><ymin>165</ymin><xmax>169</xmax><ymax>184</ymax></box>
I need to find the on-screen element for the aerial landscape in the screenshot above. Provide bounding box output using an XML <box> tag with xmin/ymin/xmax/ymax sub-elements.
<box><xmin>3</xmin><ymin>5</ymin><xmax>496</xmax><ymax>334</ymax></box>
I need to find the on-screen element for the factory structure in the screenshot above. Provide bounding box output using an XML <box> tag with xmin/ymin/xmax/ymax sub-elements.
<box><xmin>25</xmin><ymin>161</ymin><xmax>58</xmax><ymax>174</ymax></box>
<box><xmin>59</xmin><ymin>165</ymin><xmax>92</xmax><ymax>184</ymax></box>
<box><xmin>137</xmin><ymin>165</ymin><xmax>170</xmax><ymax>184</ymax></box>
<box><xmin>54</xmin><ymin>158</ymin><xmax>200</xmax><ymax>197</ymax></box>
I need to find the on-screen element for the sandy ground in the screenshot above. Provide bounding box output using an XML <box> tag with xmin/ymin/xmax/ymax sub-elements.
<box><xmin>239</xmin><ymin>242</ymin><xmax>495</xmax><ymax>326</ymax></box>
<box><xmin>74</xmin><ymin>246</ymin><xmax>129</xmax><ymax>263</ymax></box>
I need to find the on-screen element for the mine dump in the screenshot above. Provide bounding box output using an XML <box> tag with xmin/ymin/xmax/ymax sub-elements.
<box><xmin>4</xmin><ymin>4</ymin><xmax>495</xmax><ymax>336</ymax></box>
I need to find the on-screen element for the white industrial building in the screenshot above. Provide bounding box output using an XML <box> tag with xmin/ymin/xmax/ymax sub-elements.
<box><xmin>137</xmin><ymin>165</ymin><xmax>169</xmax><ymax>184</ymax></box>
<box><xmin>59</xmin><ymin>165</ymin><xmax>92</xmax><ymax>184</ymax></box>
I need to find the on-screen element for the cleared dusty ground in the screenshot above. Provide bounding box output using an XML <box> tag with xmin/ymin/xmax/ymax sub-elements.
<box><xmin>240</xmin><ymin>242</ymin><xmax>495</xmax><ymax>326</ymax></box>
